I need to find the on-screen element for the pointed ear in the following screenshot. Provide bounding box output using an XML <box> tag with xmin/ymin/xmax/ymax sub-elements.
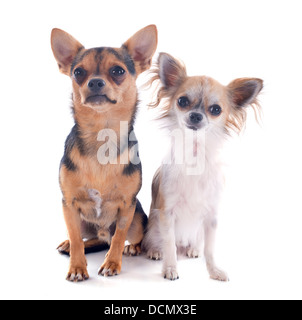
<box><xmin>157</xmin><ymin>52</ymin><xmax>187</xmax><ymax>90</ymax></box>
<box><xmin>51</xmin><ymin>28</ymin><xmax>84</xmax><ymax>75</ymax></box>
<box><xmin>228</xmin><ymin>78</ymin><xmax>263</xmax><ymax>108</ymax></box>
<box><xmin>123</xmin><ymin>25</ymin><xmax>158</xmax><ymax>74</ymax></box>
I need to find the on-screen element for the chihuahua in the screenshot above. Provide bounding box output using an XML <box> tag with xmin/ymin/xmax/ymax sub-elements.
<box><xmin>51</xmin><ymin>25</ymin><xmax>158</xmax><ymax>281</ymax></box>
<box><xmin>142</xmin><ymin>53</ymin><xmax>263</xmax><ymax>281</ymax></box>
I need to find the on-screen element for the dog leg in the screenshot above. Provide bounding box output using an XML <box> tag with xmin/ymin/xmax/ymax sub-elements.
<box><xmin>142</xmin><ymin>209</ymin><xmax>163</xmax><ymax>260</ymax></box>
<box><xmin>98</xmin><ymin>205</ymin><xmax>135</xmax><ymax>277</ymax></box>
<box><xmin>204</xmin><ymin>218</ymin><xmax>229</xmax><ymax>282</ymax></box>
<box><xmin>124</xmin><ymin>200</ymin><xmax>148</xmax><ymax>256</ymax></box>
<box><xmin>57</xmin><ymin>238</ymin><xmax>109</xmax><ymax>255</ymax></box>
<box><xmin>162</xmin><ymin>212</ymin><xmax>179</xmax><ymax>281</ymax></box>
<box><xmin>63</xmin><ymin>205</ymin><xmax>89</xmax><ymax>282</ymax></box>
<box><xmin>58</xmin><ymin>214</ymin><xmax>109</xmax><ymax>255</ymax></box>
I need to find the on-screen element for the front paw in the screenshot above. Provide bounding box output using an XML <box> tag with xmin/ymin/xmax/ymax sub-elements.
<box><xmin>163</xmin><ymin>266</ymin><xmax>179</xmax><ymax>281</ymax></box>
<box><xmin>98</xmin><ymin>259</ymin><xmax>122</xmax><ymax>277</ymax></box>
<box><xmin>66</xmin><ymin>264</ymin><xmax>89</xmax><ymax>282</ymax></box>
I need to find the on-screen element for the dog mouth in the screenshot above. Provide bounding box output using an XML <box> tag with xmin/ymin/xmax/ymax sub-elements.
<box><xmin>186</xmin><ymin>125</ymin><xmax>201</xmax><ymax>131</ymax></box>
<box><xmin>85</xmin><ymin>95</ymin><xmax>117</xmax><ymax>105</ymax></box>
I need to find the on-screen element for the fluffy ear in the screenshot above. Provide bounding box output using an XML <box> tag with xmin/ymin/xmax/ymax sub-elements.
<box><xmin>123</xmin><ymin>25</ymin><xmax>158</xmax><ymax>74</ymax></box>
<box><xmin>51</xmin><ymin>28</ymin><xmax>84</xmax><ymax>75</ymax></box>
<box><xmin>228</xmin><ymin>78</ymin><xmax>263</xmax><ymax>108</ymax></box>
<box><xmin>157</xmin><ymin>52</ymin><xmax>187</xmax><ymax>90</ymax></box>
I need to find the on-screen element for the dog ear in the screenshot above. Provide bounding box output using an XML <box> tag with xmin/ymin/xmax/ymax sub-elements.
<box><xmin>228</xmin><ymin>78</ymin><xmax>263</xmax><ymax>108</ymax></box>
<box><xmin>123</xmin><ymin>25</ymin><xmax>158</xmax><ymax>74</ymax></box>
<box><xmin>157</xmin><ymin>53</ymin><xmax>187</xmax><ymax>90</ymax></box>
<box><xmin>51</xmin><ymin>28</ymin><xmax>84</xmax><ymax>75</ymax></box>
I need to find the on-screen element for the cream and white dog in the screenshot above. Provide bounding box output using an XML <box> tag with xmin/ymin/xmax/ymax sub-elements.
<box><xmin>142</xmin><ymin>53</ymin><xmax>263</xmax><ymax>281</ymax></box>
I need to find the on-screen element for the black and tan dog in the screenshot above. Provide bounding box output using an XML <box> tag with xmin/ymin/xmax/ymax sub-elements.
<box><xmin>51</xmin><ymin>25</ymin><xmax>158</xmax><ymax>281</ymax></box>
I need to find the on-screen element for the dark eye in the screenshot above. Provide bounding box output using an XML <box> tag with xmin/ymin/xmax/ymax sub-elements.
<box><xmin>74</xmin><ymin>68</ymin><xmax>85</xmax><ymax>77</ymax></box>
<box><xmin>178</xmin><ymin>96</ymin><xmax>190</xmax><ymax>108</ymax></box>
<box><xmin>209</xmin><ymin>104</ymin><xmax>222</xmax><ymax>116</ymax></box>
<box><xmin>74</xmin><ymin>68</ymin><xmax>86</xmax><ymax>82</ymax></box>
<box><xmin>110</xmin><ymin>66</ymin><xmax>126</xmax><ymax>76</ymax></box>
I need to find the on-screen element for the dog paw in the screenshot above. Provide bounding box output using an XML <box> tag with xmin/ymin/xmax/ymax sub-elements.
<box><xmin>66</xmin><ymin>266</ymin><xmax>89</xmax><ymax>282</ymax></box>
<box><xmin>163</xmin><ymin>267</ymin><xmax>179</xmax><ymax>281</ymax></box>
<box><xmin>123</xmin><ymin>244</ymin><xmax>141</xmax><ymax>256</ymax></box>
<box><xmin>98</xmin><ymin>260</ymin><xmax>121</xmax><ymax>277</ymax></box>
<box><xmin>147</xmin><ymin>249</ymin><xmax>163</xmax><ymax>261</ymax></box>
<box><xmin>208</xmin><ymin>267</ymin><xmax>229</xmax><ymax>282</ymax></box>
<box><xmin>57</xmin><ymin>240</ymin><xmax>70</xmax><ymax>255</ymax></box>
<box><xmin>186</xmin><ymin>247</ymin><xmax>200</xmax><ymax>259</ymax></box>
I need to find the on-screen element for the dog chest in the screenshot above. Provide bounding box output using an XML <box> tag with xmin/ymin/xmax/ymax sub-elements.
<box><xmin>163</xmin><ymin>163</ymin><xmax>223</xmax><ymax>214</ymax></box>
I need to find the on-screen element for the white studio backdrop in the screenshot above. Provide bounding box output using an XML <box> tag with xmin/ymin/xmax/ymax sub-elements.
<box><xmin>0</xmin><ymin>0</ymin><xmax>301</xmax><ymax>300</ymax></box>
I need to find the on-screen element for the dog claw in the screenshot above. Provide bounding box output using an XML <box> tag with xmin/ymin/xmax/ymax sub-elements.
<box><xmin>66</xmin><ymin>274</ymin><xmax>88</xmax><ymax>282</ymax></box>
<box><xmin>186</xmin><ymin>247</ymin><xmax>200</xmax><ymax>259</ymax></box>
<box><xmin>98</xmin><ymin>261</ymin><xmax>121</xmax><ymax>277</ymax></box>
<box><xmin>163</xmin><ymin>267</ymin><xmax>179</xmax><ymax>281</ymax></box>
<box><xmin>99</xmin><ymin>268</ymin><xmax>118</xmax><ymax>277</ymax></box>
<box><xmin>123</xmin><ymin>244</ymin><xmax>141</xmax><ymax>256</ymax></box>
<box><xmin>147</xmin><ymin>250</ymin><xmax>163</xmax><ymax>261</ymax></box>
<box><xmin>66</xmin><ymin>267</ymin><xmax>89</xmax><ymax>282</ymax></box>
<box><xmin>57</xmin><ymin>240</ymin><xmax>70</xmax><ymax>255</ymax></box>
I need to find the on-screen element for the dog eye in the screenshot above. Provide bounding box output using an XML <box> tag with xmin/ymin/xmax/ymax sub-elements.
<box><xmin>178</xmin><ymin>96</ymin><xmax>190</xmax><ymax>108</ymax></box>
<box><xmin>74</xmin><ymin>68</ymin><xmax>87</xmax><ymax>81</ymax></box>
<box><xmin>110</xmin><ymin>66</ymin><xmax>126</xmax><ymax>76</ymax></box>
<box><xmin>209</xmin><ymin>104</ymin><xmax>222</xmax><ymax>116</ymax></box>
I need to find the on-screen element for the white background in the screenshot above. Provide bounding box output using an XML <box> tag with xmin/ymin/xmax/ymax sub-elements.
<box><xmin>0</xmin><ymin>0</ymin><xmax>302</xmax><ymax>300</ymax></box>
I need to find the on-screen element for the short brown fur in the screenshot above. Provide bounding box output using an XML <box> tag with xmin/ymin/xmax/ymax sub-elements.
<box><xmin>51</xmin><ymin>26</ymin><xmax>157</xmax><ymax>281</ymax></box>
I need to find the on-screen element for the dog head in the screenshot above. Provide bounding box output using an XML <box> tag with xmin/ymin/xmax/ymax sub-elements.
<box><xmin>150</xmin><ymin>53</ymin><xmax>263</xmax><ymax>135</ymax></box>
<box><xmin>51</xmin><ymin>26</ymin><xmax>158</xmax><ymax>113</ymax></box>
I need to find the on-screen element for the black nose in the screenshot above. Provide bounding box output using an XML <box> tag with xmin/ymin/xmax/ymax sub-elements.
<box><xmin>189</xmin><ymin>112</ymin><xmax>203</xmax><ymax>124</ymax></box>
<box><xmin>88</xmin><ymin>78</ymin><xmax>106</xmax><ymax>93</ymax></box>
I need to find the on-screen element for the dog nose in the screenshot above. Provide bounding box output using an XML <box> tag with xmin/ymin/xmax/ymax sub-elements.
<box><xmin>189</xmin><ymin>112</ymin><xmax>203</xmax><ymax>124</ymax></box>
<box><xmin>88</xmin><ymin>78</ymin><xmax>106</xmax><ymax>93</ymax></box>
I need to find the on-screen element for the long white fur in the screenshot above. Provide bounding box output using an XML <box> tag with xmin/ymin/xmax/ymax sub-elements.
<box><xmin>143</xmin><ymin>108</ymin><xmax>229</xmax><ymax>281</ymax></box>
<box><xmin>142</xmin><ymin>62</ymin><xmax>231</xmax><ymax>281</ymax></box>
<box><xmin>142</xmin><ymin>53</ymin><xmax>262</xmax><ymax>281</ymax></box>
